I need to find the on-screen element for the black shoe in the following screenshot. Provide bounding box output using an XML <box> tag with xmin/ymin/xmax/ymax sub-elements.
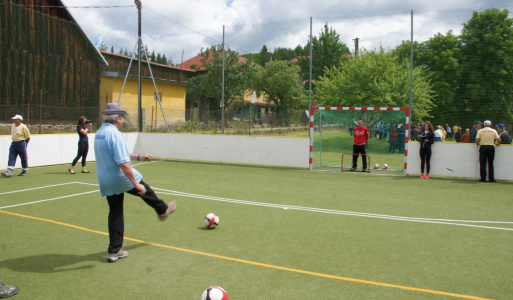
<box><xmin>18</xmin><ymin>171</ymin><xmax>27</xmax><ymax>176</ymax></box>
<box><xmin>350</xmin><ymin>168</ymin><xmax>356</xmax><ymax>172</ymax></box>
<box><xmin>479</xmin><ymin>179</ymin><xmax>486</xmax><ymax>182</ymax></box>
<box><xmin>489</xmin><ymin>179</ymin><xmax>496</xmax><ymax>182</ymax></box>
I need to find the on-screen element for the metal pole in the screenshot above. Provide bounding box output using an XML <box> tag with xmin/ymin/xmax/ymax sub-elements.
<box><xmin>409</xmin><ymin>10</ymin><xmax>413</xmax><ymax>127</ymax></box>
<box><xmin>221</xmin><ymin>25</ymin><xmax>225</xmax><ymax>134</ymax></box>
<box><xmin>135</xmin><ymin>0</ymin><xmax>142</xmax><ymax>132</ymax></box>
<box><xmin>308</xmin><ymin>17</ymin><xmax>313</xmax><ymax>126</ymax></box>
<box><xmin>408</xmin><ymin>10</ymin><xmax>414</xmax><ymax>177</ymax></box>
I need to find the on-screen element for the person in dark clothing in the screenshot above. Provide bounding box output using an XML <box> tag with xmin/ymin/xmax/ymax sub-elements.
<box><xmin>418</xmin><ymin>121</ymin><xmax>435</xmax><ymax>179</ymax></box>
<box><xmin>69</xmin><ymin>116</ymin><xmax>91</xmax><ymax>174</ymax></box>
<box><xmin>469</xmin><ymin>120</ymin><xmax>482</xmax><ymax>143</ymax></box>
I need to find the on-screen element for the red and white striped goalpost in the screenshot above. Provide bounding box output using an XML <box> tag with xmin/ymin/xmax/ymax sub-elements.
<box><xmin>308</xmin><ymin>106</ymin><xmax>410</xmax><ymax>175</ymax></box>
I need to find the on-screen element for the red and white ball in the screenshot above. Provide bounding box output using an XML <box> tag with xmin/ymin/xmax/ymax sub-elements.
<box><xmin>201</xmin><ymin>286</ymin><xmax>228</xmax><ymax>300</ymax></box>
<box><xmin>373</xmin><ymin>163</ymin><xmax>380</xmax><ymax>169</ymax></box>
<box><xmin>382</xmin><ymin>164</ymin><xmax>388</xmax><ymax>170</ymax></box>
<box><xmin>204</xmin><ymin>213</ymin><xmax>220</xmax><ymax>229</ymax></box>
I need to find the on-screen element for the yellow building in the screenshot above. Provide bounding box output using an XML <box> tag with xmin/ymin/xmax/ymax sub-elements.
<box><xmin>100</xmin><ymin>51</ymin><xmax>192</xmax><ymax>131</ymax></box>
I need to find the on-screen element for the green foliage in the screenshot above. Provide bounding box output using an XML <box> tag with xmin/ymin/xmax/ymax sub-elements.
<box><xmin>311</xmin><ymin>23</ymin><xmax>351</xmax><ymax>81</ymax></box>
<box><xmin>458</xmin><ymin>8</ymin><xmax>513</xmax><ymax>124</ymax></box>
<box><xmin>314</xmin><ymin>48</ymin><xmax>435</xmax><ymax>121</ymax></box>
<box><xmin>252</xmin><ymin>61</ymin><xmax>306</xmax><ymax>115</ymax></box>
<box><xmin>186</xmin><ymin>45</ymin><xmax>255</xmax><ymax>109</ymax></box>
<box><xmin>272</xmin><ymin>47</ymin><xmax>296</xmax><ymax>61</ymax></box>
<box><xmin>258</xmin><ymin>45</ymin><xmax>272</xmax><ymax>66</ymax></box>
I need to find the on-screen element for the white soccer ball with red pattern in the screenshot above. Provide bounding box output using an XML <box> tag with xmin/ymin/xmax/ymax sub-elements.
<box><xmin>204</xmin><ymin>213</ymin><xmax>220</xmax><ymax>229</ymax></box>
<box><xmin>201</xmin><ymin>286</ymin><xmax>228</xmax><ymax>300</ymax></box>
<box><xmin>382</xmin><ymin>164</ymin><xmax>388</xmax><ymax>170</ymax></box>
<box><xmin>373</xmin><ymin>163</ymin><xmax>380</xmax><ymax>169</ymax></box>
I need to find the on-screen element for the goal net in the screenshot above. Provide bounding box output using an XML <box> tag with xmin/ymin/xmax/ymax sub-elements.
<box><xmin>309</xmin><ymin>107</ymin><xmax>409</xmax><ymax>174</ymax></box>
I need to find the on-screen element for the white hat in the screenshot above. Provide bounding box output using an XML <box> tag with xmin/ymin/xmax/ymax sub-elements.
<box><xmin>484</xmin><ymin>120</ymin><xmax>491</xmax><ymax>126</ymax></box>
<box><xmin>11</xmin><ymin>114</ymin><xmax>23</xmax><ymax>121</ymax></box>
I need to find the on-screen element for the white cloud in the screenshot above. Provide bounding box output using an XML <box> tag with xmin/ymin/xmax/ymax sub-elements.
<box><xmin>63</xmin><ymin>0</ymin><xmax>513</xmax><ymax>63</ymax></box>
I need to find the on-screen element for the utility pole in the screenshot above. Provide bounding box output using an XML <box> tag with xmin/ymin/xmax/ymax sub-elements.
<box><xmin>353</xmin><ymin>37</ymin><xmax>359</xmax><ymax>57</ymax></box>
<box><xmin>135</xmin><ymin>0</ymin><xmax>142</xmax><ymax>132</ymax></box>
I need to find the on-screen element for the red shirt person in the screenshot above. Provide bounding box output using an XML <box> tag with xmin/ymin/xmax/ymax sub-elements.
<box><xmin>351</xmin><ymin>119</ymin><xmax>369</xmax><ymax>171</ymax></box>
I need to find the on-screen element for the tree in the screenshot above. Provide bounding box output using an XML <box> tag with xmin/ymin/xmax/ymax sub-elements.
<box><xmin>252</xmin><ymin>60</ymin><xmax>306</xmax><ymax>121</ymax></box>
<box><xmin>186</xmin><ymin>45</ymin><xmax>255</xmax><ymax>111</ymax></box>
<box><xmin>314</xmin><ymin>48</ymin><xmax>435</xmax><ymax>122</ymax></box>
<box><xmin>272</xmin><ymin>47</ymin><xmax>296</xmax><ymax>61</ymax></box>
<box><xmin>258</xmin><ymin>45</ymin><xmax>271</xmax><ymax>66</ymax></box>
<box><xmin>393</xmin><ymin>32</ymin><xmax>461</xmax><ymax>125</ymax></box>
<box><xmin>457</xmin><ymin>8</ymin><xmax>513</xmax><ymax>124</ymax></box>
<box><xmin>311</xmin><ymin>23</ymin><xmax>351</xmax><ymax>81</ymax></box>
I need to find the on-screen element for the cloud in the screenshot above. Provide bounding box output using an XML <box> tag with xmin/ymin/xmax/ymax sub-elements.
<box><xmin>63</xmin><ymin>0</ymin><xmax>513</xmax><ymax>63</ymax></box>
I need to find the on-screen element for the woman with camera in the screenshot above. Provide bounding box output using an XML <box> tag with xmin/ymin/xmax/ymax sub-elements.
<box><xmin>69</xmin><ymin>116</ymin><xmax>91</xmax><ymax>174</ymax></box>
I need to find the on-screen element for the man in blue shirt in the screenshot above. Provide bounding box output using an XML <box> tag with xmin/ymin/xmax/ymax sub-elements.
<box><xmin>95</xmin><ymin>103</ymin><xmax>177</xmax><ymax>262</ymax></box>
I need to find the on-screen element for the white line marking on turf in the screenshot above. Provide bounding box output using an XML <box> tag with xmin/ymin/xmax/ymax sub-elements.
<box><xmin>153</xmin><ymin>188</ymin><xmax>513</xmax><ymax>231</ymax></box>
<box><xmin>0</xmin><ymin>190</ymin><xmax>98</xmax><ymax>210</ymax></box>
<box><xmin>0</xmin><ymin>182</ymin><xmax>78</xmax><ymax>195</ymax></box>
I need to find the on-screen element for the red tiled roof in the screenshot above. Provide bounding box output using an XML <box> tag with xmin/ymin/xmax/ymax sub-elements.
<box><xmin>176</xmin><ymin>49</ymin><xmax>248</xmax><ymax>72</ymax></box>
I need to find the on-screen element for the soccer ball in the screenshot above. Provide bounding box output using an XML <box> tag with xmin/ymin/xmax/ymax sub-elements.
<box><xmin>201</xmin><ymin>286</ymin><xmax>228</xmax><ymax>300</ymax></box>
<box><xmin>373</xmin><ymin>163</ymin><xmax>380</xmax><ymax>169</ymax></box>
<box><xmin>204</xmin><ymin>213</ymin><xmax>220</xmax><ymax>229</ymax></box>
<box><xmin>382</xmin><ymin>164</ymin><xmax>388</xmax><ymax>169</ymax></box>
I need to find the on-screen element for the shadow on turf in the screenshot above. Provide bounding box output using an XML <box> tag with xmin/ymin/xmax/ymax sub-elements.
<box><xmin>0</xmin><ymin>243</ymin><xmax>147</xmax><ymax>273</ymax></box>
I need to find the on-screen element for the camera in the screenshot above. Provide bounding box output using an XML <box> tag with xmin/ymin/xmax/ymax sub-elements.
<box><xmin>85</xmin><ymin>120</ymin><xmax>92</xmax><ymax>124</ymax></box>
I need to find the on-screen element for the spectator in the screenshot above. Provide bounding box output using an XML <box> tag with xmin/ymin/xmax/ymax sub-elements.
<box><xmin>452</xmin><ymin>123</ymin><xmax>459</xmax><ymax>139</ymax></box>
<box><xmin>445</xmin><ymin>123</ymin><xmax>452</xmax><ymax>139</ymax></box>
<box><xmin>434</xmin><ymin>125</ymin><xmax>443</xmax><ymax>142</ymax></box>
<box><xmin>396</xmin><ymin>124</ymin><xmax>405</xmax><ymax>153</ymax></box>
<box><xmin>0</xmin><ymin>281</ymin><xmax>18</xmax><ymax>298</ymax></box>
<box><xmin>382</xmin><ymin>123</ymin><xmax>390</xmax><ymax>139</ymax></box>
<box><xmin>454</xmin><ymin>127</ymin><xmax>463</xmax><ymax>142</ymax></box>
<box><xmin>388</xmin><ymin>127</ymin><xmax>398</xmax><ymax>154</ymax></box>
<box><xmin>350</xmin><ymin>119</ymin><xmax>369</xmax><ymax>172</ymax></box>
<box><xmin>418</xmin><ymin>121</ymin><xmax>435</xmax><ymax>179</ymax></box>
<box><xmin>460</xmin><ymin>128</ymin><xmax>470</xmax><ymax>143</ymax></box>
<box><xmin>469</xmin><ymin>120</ymin><xmax>482</xmax><ymax>143</ymax></box>
<box><xmin>94</xmin><ymin>103</ymin><xmax>177</xmax><ymax>262</ymax></box>
<box><xmin>69</xmin><ymin>116</ymin><xmax>91</xmax><ymax>174</ymax></box>
<box><xmin>1</xmin><ymin>114</ymin><xmax>31</xmax><ymax>177</ymax></box>
<box><xmin>475</xmin><ymin>120</ymin><xmax>500</xmax><ymax>182</ymax></box>
<box><xmin>441</xmin><ymin>126</ymin><xmax>447</xmax><ymax>142</ymax></box>
<box><xmin>496</xmin><ymin>124</ymin><xmax>512</xmax><ymax>144</ymax></box>
<box><xmin>411</xmin><ymin>124</ymin><xmax>420</xmax><ymax>142</ymax></box>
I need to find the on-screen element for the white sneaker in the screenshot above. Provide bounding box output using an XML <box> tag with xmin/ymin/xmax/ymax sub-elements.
<box><xmin>158</xmin><ymin>200</ymin><xmax>177</xmax><ymax>221</ymax></box>
<box><xmin>107</xmin><ymin>249</ymin><xmax>128</xmax><ymax>262</ymax></box>
<box><xmin>1</xmin><ymin>171</ymin><xmax>12</xmax><ymax>177</ymax></box>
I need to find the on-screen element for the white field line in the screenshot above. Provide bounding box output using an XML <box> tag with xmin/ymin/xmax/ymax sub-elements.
<box><xmin>0</xmin><ymin>190</ymin><xmax>98</xmax><ymax>210</ymax></box>
<box><xmin>2</xmin><ymin>182</ymin><xmax>511</xmax><ymax>231</ymax></box>
<box><xmin>153</xmin><ymin>188</ymin><xmax>513</xmax><ymax>231</ymax></box>
<box><xmin>0</xmin><ymin>182</ymin><xmax>79</xmax><ymax>195</ymax></box>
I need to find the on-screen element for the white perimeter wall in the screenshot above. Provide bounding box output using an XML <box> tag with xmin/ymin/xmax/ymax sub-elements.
<box><xmin>0</xmin><ymin>133</ymin><xmax>310</xmax><ymax>170</ymax></box>
<box><xmin>407</xmin><ymin>142</ymin><xmax>513</xmax><ymax>181</ymax></box>
<box><xmin>2</xmin><ymin>134</ymin><xmax>513</xmax><ymax>181</ymax></box>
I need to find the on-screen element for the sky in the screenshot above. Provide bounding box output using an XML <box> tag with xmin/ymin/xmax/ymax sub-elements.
<box><xmin>61</xmin><ymin>0</ymin><xmax>513</xmax><ymax>64</ymax></box>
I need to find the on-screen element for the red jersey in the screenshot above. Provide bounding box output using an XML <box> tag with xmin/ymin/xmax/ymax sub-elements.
<box><xmin>353</xmin><ymin>126</ymin><xmax>369</xmax><ymax>145</ymax></box>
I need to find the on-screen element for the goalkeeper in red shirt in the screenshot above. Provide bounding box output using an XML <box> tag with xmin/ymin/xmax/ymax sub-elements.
<box><xmin>351</xmin><ymin>119</ymin><xmax>369</xmax><ymax>172</ymax></box>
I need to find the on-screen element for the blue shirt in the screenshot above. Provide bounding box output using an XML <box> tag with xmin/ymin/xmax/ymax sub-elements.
<box><xmin>94</xmin><ymin>123</ymin><xmax>142</xmax><ymax>196</ymax></box>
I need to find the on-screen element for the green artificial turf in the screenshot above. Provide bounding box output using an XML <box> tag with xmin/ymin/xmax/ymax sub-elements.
<box><xmin>1</xmin><ymin>161</ymin><xmax>512</xmax><ymax>299</ymax></box>
<box><xmin>313</xmin><ymin>129</ymin><xmax>406</xmax><ymax>171</ymax></box>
